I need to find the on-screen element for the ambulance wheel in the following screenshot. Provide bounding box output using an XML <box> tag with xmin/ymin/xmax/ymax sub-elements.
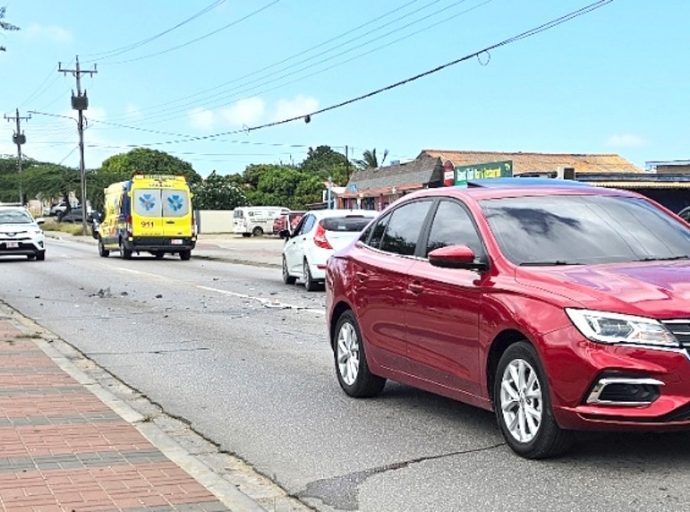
<box><xmin>98</xmin><ymin>238</ymin><xmax>109</xmax><ymax>258</ymax></box>
<box><xmin>119</xmin><ymin>239</ymin><xmax>132</xmax><ymax>260</ymax></box>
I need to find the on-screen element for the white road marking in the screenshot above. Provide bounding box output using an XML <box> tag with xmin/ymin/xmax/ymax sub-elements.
<box><xmin>51</xmin><ymin>244</ymin><xmax>324</xmax><ymax>314</ymax></box>
<box><xmin>197</xmin><ymin>285</ymin><xmax>326</xmax><ymax>315</ymax></box>
<box><xmin>112</xmin><ymin>266</ymin><xmax>163</xmax><ymax>278</ymax></box>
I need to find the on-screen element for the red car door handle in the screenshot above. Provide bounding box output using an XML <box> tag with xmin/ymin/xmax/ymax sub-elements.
<box><xmin>408</xmin><ymin>282</ymin><xmax>424</xmax><ymax>294</ymax></box>
<box><xmin>355</xmin><ymin>271</ymin><xmax>369</xmax><ymax>282</ymax></box>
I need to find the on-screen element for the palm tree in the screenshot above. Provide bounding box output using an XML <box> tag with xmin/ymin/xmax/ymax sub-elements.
<box><xmin>0</xmin><ymin>6</ymin><xmax>20</xmax><ymax>52</ymax></box>
<box><xmin>353</xmin><ymin>148</ymin><xmax>389</xmax><ymax>171</ymax></box>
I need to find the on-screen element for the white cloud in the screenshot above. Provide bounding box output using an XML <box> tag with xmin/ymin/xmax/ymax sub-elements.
<box><xmin>189</xmin><ymin>108</ymin><xmax>215</xmax><ymax>130</ymax></box>
<box><xmin>220</xmin><ymin>97</ymin><xmax>265</xmax><ymax>126</ymax></box>
<box><xmin>25</xmin><ymin>24</ymin><xmax>73</xmax><ymax>43</ymax></box>
<box><xmin>606</xmin><ymin>134</ymin><xmax>646</xmax><ymax>147</ymax></box>
<box><xmin>188</xmin><ymin>95</ymin><xmax>317</xmax><ymax>130</ymax></box>
<box><xmin>272</xmin><ymin>95</ymin><xmax>318</xmax><ymax>121</ymax></box>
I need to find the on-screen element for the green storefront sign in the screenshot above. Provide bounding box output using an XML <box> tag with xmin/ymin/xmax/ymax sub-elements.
<box><xmin>455</xmin><ymin>160</ymin><xmax>513</xmax><ymax>186</ymax></box>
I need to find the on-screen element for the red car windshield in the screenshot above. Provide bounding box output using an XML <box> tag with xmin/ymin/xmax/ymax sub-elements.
<box><xmin>480</xmin><ymin>195</ymin><xmax>690</xmax><ymax>266</ymax></box>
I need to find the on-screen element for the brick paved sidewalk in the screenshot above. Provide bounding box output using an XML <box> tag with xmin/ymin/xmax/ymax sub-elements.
<box><xmin>0</xmin><ymin>318</ymin><xmax>251</xmax><ymax>512</ymax></box>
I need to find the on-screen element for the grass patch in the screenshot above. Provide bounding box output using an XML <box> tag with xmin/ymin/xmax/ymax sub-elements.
<box><xmin>16</xmin><ymin>333</ymin><xmax>42</xmax><ymax>339</ymax></box>
<box><xmin>42</xmin><ymin>220</ymin><xmax>90</xmax><ymax>236</ymax></box>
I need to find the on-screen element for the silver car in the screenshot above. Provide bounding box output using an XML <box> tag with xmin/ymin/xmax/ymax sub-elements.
<box><xmin>0</xmin><ymin>207</ymin><xmax>46</xmax><ymax>260</ymax></box>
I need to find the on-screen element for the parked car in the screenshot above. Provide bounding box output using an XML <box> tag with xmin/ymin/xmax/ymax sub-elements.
<box><xmin>0</xmin><ymin>206</ymin><xmax>46</xmax><ymax>260</ymax></box>
<box><xmin>281</xmin><ymin>209</ymin><xmax>377</xmax><ymax>291</ymax></box>
<box><xmin>326</xmin><ymin>180</ymin><xmax>690</xmax><ymax>459</ymax></box>
<box><xmin>234</xmin><ymin>206</ymin><xmax>289</xmax><ymax>237</ymax></box>
<box><xmin>272</xmin><ymin>211</ymin><xmax>305</xmax><ymax>235</ymax></box>
<box><xmin>49</xmin><ymin>201</ymin><xmax>79</xmax><ymax>217</ymax></box>
<box><xmin>57</xmin><ymin>208</ymin><xmax>93</xmax><ymax>224</ymax></box>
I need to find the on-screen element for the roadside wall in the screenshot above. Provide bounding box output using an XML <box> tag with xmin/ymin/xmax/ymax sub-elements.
<box><xmin>198</xmin><ymin>210</ymin><xmax>233</xmax><ymax>233</ymax></box>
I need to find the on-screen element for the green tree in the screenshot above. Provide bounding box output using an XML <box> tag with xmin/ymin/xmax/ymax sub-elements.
<box><xmin>86</xmin><ymin>167</ymin><xmax>132</xmax><ymax>212</ymax></box>
<box><xmin>299</xmin><ymin>145</ymin><xmax>349</xmax><ymax>185</ymax></box>
<box><xmin>248</xmin><ymin>165</ymin><xmax>303</xmax><ymax>209</ymax></box>
<box><xmin>0</xmin><ymin>6</ymin><xmax>19</xmax><ymax>52</ymax></box>
<box><xmin>353</xmin><ymin>148</ymin><xmax>389</xmax><ymax>171</ymax></box>
<box><xmin>242</xmin><ymin>163</ymin><xmax>323</xmax><ymax>210</ymax></box>
<box><xmin>192</xmin><ymin>171</ymin><xmax>249</xmax><ymax>210</ymax></box>
<box><xmin>242</xmin><ymin>163</ymin><xmax>281</xmax><ymax>190</ymax></box>
<box><xmin>20</xmin><ymin>163</ymin><xmax>80</xmax><ymax>207</ymax></box>
<box><xmin>0</xmin><ymin>156</ymin><xmax>21</xmax><ymax>202</ymax></box>
<box><xmin>100</xmin><ymin>148</ymin><xmax>202</xmax><ymax>185</ymax></box>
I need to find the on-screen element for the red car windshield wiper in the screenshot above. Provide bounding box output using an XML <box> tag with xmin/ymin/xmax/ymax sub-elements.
<box><xmin>636</xmin><ymin>255</ymin><xmax>690</xmax><ymax>262</ymax></box>
<box><xmin>519</xmin><ymin>260</ymin><xmax>582</xmax><ymax>266</ymax></box>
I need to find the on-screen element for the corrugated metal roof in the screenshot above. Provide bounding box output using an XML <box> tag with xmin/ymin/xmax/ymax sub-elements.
<box><xmin>346</xmin><ymin>154</ymin><xmax>441</xmax><ymax>191</ymax></box>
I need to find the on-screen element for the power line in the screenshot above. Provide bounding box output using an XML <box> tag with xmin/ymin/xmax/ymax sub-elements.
<box><xmin>82</xmin><ymin>0</ymin><xmax>226</xmax><ymax>61</ymax></box>
<box><xmin>243</xmin><ymin>0</ymin><xmax>614</xmax><ymax>134</ymax></box>
<box><xmin>110</xmin><ymin>0</ymin><xmax>610</xmax><ymax>144</ymax></box>
<box><xmin>23</xmin><ymin>1</ymin><xmax>611</xmax><ymax>159</ymax></box>
<box><xmin>130</xmin><ymin>0</ymin><xmax>491</xmax><ymax>126</ymax></box>
<box><xmin>28</xmin><ymin>112</ymin><xmax>319</xmax><ymax>149</ymax></box>
<box><xmin>20</xmin><ymin>59</ymin><xmax>75</xmax><ymax>109</ymax></box>
<box><xmin>106</xmin><ymin>0</ymin><xmax>465</xmax><ymax>124</ymax></box>
<box><xmin>30</xmin><ymin>1</ymin><xmax>610</xmax><ymax>153</ymax></box>
<box><xmin>100</xmin><ymin>0</ymin><xmax>280</xmax><ymax>65</ymax></box>
<box><xmin>19</xmin><ymin>65</ymin><xmax>57</xmax><ymax>108</ymax></box>
<box><xmin>84</xmin><ymin>144</ymin><xmax>303</xmax><ymax>158</ymax></box>
<box><xmin>105</xmin><ymin>0</ymin><xmax>422</xmax><ymax>121</ymax></box>
<box><xmin>34</xmin><ymin>85</ymin><xmax>73</xmax><ymax>111</ymax></box>
<box><xmin>57</xmin><ymin>145</ymin><xmax>80</xmax><ymax>166</ymax></box>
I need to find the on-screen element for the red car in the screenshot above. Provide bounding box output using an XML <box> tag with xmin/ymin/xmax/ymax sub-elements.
<box><xmin>325</xmin><ymin>179</ymin><xmax>690</xmax><ymax>459</ymax></box>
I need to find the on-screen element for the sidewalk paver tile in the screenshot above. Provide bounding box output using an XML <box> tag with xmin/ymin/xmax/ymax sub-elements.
<box><xmin>0</xmin><ymin>319</ymin><xmax>234</xmax><ymax>511</ymax></box>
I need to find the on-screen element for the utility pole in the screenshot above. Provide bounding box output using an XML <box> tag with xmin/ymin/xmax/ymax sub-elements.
<box><xmin>344</xmin><ymin>145</ymin><xmax>352</xmax><ymax>210</ymax></box>
<box><xmin>4</xmin><ymin>109</ymin><xmax>30</xmax><ymax>204</ymax></box>
<box><xmin>58</xmin><ymin>56</ymin><xmax>97</xmax><ymax>234</ymax></box>
<box><xmin>345</xmin><ymin>145</ymin><xmax>350</xmax><ymax>183</ymax></box>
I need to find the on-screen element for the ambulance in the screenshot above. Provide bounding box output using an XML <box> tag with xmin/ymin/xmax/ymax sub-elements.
<box><xmin>96</xmin><ymin>175</ymin><xmax>196</xmax><ymax>260</ymax></box>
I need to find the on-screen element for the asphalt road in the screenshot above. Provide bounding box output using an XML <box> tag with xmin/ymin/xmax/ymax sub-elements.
<box><xmin>2</xmin><ymin>238</ymin><xmax>690</xmax><ymax>512</ymax></box>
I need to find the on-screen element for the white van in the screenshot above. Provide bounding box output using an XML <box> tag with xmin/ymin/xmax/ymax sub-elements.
<box><xmin>233</xmin><ymin>206</ymin><xmax>289</xmax><ymax>237</ymax></box>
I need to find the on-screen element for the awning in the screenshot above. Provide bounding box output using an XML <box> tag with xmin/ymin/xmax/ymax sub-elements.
<box><xmin>585</xmin><ymin>181</ymin><xmax>690</xmax><ymax>189</ymax></box>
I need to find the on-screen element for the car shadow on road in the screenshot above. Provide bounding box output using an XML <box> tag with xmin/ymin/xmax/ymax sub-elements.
<box><xmin>369</xmin><ymin>382</ymin><xmax>690</xmax><ymax>462</ymax></box>
<box><xmin>373</xmin><ymin>382</ymin><xmax>499</xmax><ymax>432</ymax></box>
<box><xmin>567</xmin><ymin>430</ymin><xmax>690</xmax><ymax>463</ymax></box>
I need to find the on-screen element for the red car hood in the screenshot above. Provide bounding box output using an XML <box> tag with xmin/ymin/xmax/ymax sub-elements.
<box><xmin>517</xmin><ymin>260</ymin><xmax>690</xmax><ymax>318</ymax></box>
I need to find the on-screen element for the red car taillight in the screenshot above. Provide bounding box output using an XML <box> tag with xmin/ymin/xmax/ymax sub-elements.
<box><xmin>313</xmin><ymin>223</ymin><xmax>332</xmax><ymax>249</ymax></box>
<box><xmin>125</xmin><ymin>215</ymin><xmax>133</xmax><ymax>237</ymax></box>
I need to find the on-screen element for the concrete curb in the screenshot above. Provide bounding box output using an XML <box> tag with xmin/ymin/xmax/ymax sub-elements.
<box><xmin>7</xmin><ymin>304</ymin><xmax>268</xmax><ymax>512</ymax></box>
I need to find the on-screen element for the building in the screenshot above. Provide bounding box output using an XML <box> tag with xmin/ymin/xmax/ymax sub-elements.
<box><xmin>339</xmin><ymin>150</ymin><xmax>643</xmax><ymax>210</ymax></box>
<box><xmin>646</xmin><ymin>160</ymin><xmax>690</xmax><ymax>174</ymax></box>
<box><xmin>578</xmin><ymin>172</ymin><xmax>690</xmax><ymax>213</ymax></box>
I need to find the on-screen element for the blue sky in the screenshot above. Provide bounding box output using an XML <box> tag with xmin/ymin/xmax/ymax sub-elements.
<box><xmin>0</xmin><ymin>0</ymin><xmax>687</xmax><ymax>177</ymax></box>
